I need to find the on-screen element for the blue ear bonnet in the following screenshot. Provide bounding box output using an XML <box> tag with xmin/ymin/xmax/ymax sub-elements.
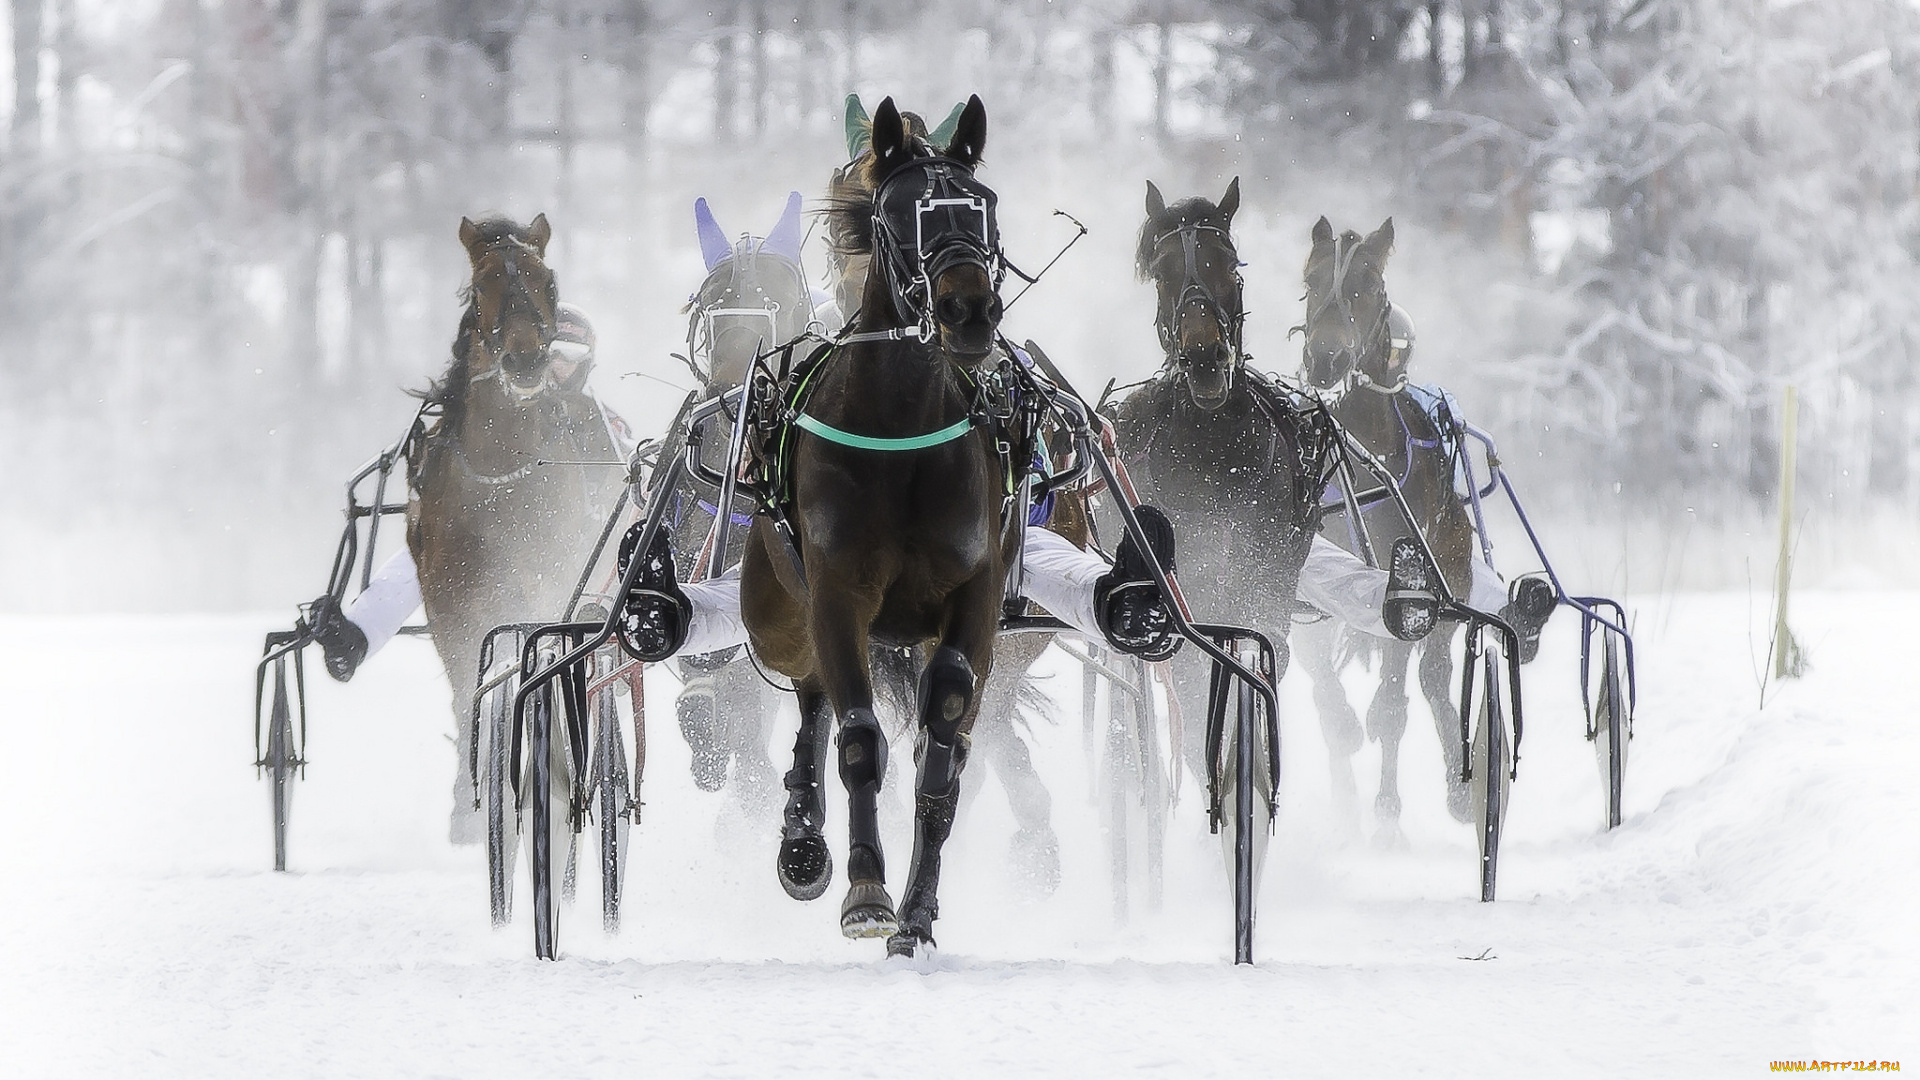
<box><xmin>694</xmin><ymin>192</ymin><xmax>804</xmax><ymax>271</ymax></box>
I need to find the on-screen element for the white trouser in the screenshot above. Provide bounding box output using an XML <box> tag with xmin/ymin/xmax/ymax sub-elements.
<box><xmin>343</xmin><ymin>549</ymin><xmax>423</xmax><ymax>655</ymax></box>
<box><xmin>678</xmin><ymin>527</ymin><xmax>1108</xmax><ymax>655</ymax></box>
<box><xmin>1296</xmin><ymin>534</ymin><xmax>1508</xmax><ymax>636</ymax></box>
<box><xmin>345</xmin><ymin>525</ymin><xmax>1471</xmax><ymax>663</ymax></box>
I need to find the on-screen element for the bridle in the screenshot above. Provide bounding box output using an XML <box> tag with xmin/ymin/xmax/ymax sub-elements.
<box><xmin>1294</xmin><ymin>233</ymin><xmax>1396</xmax><ymax>397</ymax></box>
<box><xmin>867</xmin><ymin>156</ymin><xmax>1005</xmax><ymax>341</ymax></box>
<box><xmin>465</xmin><ymin>238</ymin><xmax>561</xmax><ymax>404</ymax></box>
<box><xmin>1148</xmin><ymin>221</ymin><xmax>1246</xmax><ymax>375</ymax></box>
<box><xmin>688</xmin><ymin>241</ymin><xmax>815</xmax><ymax>387</ymax></box>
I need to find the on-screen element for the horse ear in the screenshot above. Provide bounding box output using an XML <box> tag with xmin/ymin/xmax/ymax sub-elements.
<box><xmin>763</xmin><ymin>191</ymin><xmax>804</xmax><ymax>262</ymax></box>
<box><xmin>694</xmin><ymin>198</ymin><xmax>731</xmax><ymax>271</ymax></box>
<box><xmin>1365</xmin><ymin>217</ymin><xmax>1395</xmax><ymax>261</ymax></box>
<box><xmin>871</xmin><ymin>97</ymin><xmax>905</xmax><ymax>164</ymax></box>
<box><xmin>929</xmin><ymin>101</ymin><xmax>966</xmax><ymax>151</ymax></box>
<box><xmin>1145</xmin><ymin>182</ymin><xmax>1166</xmax><ymax>220</ymax></box>
<box><xmin>843</xmin><ymin>93</ymin><xmax>871</xmax><ymax>158</ymax></box>
<box><xmin>527</xmin><ymin>213</ymin><xmax>551</xmax><ymax>255</ymax></box>
<box><xmin>459</xmin><ymin>217</ymin><xmax>481</xmax><ymax>258</ymax></box>
<box><xmin>1311</xmin><ymin>216</ymin><xmax>1334</xmax><ymax>247</ymax></box>
<box><xmin>946</xmin><ymin>94</ymin><xmax>987</xmax><ymax>167</ymax></box>
<box><xmin>1219</xmin><ymin>177</ymin><xmax>1240</xmax><ymax>224</ymax></box>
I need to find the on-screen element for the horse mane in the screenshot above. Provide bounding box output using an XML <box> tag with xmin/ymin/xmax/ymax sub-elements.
<box><xmin>1136</xmin><ymin>197</ymin><xmax>1234</xmax><ymax>281</ymax></box>
<box><xmin>820</xmin><ymin>123</ymin><xmax>955</xmax><ymax>263</ymax></box>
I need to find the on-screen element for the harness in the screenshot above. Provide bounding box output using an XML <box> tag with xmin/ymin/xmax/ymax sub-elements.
<box><xmin>685</xmin><ymin>241</ymin><xmax>816</xmax><ymax>387</ymax></box>
<box><xmin>462</xmin><ymin>239</ymin><xmax>562</xmax><ymax>404</ymax></box>
<box><xmin>870</xmin><ymin>157</ymin><xmax>1004</xmax><ymax>338</ymax></box>
<box><xmin>1294</xmin><ymin>232</ymin><xmax>1390</xmax><ymax>385</ymax></box>
<box><xmin>1149</xmin><ymin>221</ymin><xmax>1245</xmax><ymax>370</ymax></box>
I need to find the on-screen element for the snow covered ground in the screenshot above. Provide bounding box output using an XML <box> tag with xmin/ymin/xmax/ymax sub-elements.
<box><xmin>1</xmin><ymin>591</ymin><xmax>1914</xmax><ymax>1077</ymax></box>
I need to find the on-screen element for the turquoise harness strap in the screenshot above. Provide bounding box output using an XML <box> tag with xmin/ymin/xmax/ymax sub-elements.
<box><xmin>794</xmin><ymin>412</ymin><xmax>975</xmax><ymax>451</ymax></box>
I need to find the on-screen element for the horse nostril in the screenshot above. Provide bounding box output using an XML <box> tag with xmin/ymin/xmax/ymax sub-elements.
<box><xmin>937</xmin><ymin>296</ymin><xmax>968</xmax><ymax>326</ymax></box>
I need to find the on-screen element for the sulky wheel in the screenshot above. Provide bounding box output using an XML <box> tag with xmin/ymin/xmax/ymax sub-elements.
<box><xmin>1590</xmin><ymin>632</ymin><xmax>1629</xmax><ymax>830</ymax></box>
<box><xmin>592</xmin><ymin>649</ymin><xmax>633</xmax><ymax>934</ymax></box>
<box><xmin>484</xmin><ymin>657</ymin><xmax>520</xmax><ymax>927</ymax></box>
<box><xmin>263</xmin><ymin>651</ymin><xmax>301</xmax><ymax>873</ymax></box>
<box><xmin>1215</xmin><ymin>667</ymin><xmax>1274</xmax><ymax>962</ymax></box>
<box><xmin>525</xmin><ymin>679</ymin><xmax>579</xmax><ymax>960</ymax></box>
<box><xmin>1468</xmin><ymin>649</ymin><xmax>1513</xmax><ymax>903</ymax></box>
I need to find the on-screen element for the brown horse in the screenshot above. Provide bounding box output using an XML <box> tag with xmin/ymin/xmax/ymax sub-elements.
<box><xmin>407</xmin><ymin>214</ymin><xmax>626</xmax><ymax>839</ymax></box>
<box><xmin>740</xmin><ymin>95</ymin><xmax>1011</xmax><ymax>956</ymax></box>
<box><xmin>1296</xmin><ymin>216</ymin><xmax>1477</xmax><ymax>837</ymax></box>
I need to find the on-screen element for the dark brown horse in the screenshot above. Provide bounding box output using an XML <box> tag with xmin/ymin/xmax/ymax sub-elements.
<box><xmin>1296</xmin><ymin>216</ymin><xmax>1477</xmax><ymax>836</ymax></box>
<box><xmin>1108</xmin><ymin>181</ymin><xmax>1333</xmax><ymax>798</ymax></box>
<box><xmin>407</xmin><ymin>214</ymin><xmax>625</xmax><ymax>839</ymax></box>
<box><xmin>740</xmin><ymin>95</ymin><xmax>1011</xmax><ymax>956</ymax></box>
<box><xmin>822</xmin><ymin>107</ymin><xmax>1078</xmax><ymax>896</ymax></box>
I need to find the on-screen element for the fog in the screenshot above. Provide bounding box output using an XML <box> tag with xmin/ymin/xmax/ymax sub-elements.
<box><xmin>2</xmin><ymin>0</ymin><xmax>1916</xmax><ymax>613</ymax></box>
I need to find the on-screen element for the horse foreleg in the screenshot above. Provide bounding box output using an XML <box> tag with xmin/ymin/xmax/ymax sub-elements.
<box><xmin>1296</xmin><ymin>623</ymin><xmax>1361</xmax><ymax>828</ymax></box>
<box><xmin>1368</xmin><ymin>640</ymin><xmax>1414</xmax><ymax>845</ymax></box>
<box><xmin>1416</xmin><ymin>628</ymin><xmax>1470</xmax><ymax>823</ymax></box>
<box><xmin>973</xmin><ymin>678</ymin><xmax>1060</xmax><ymax>896</ymax></box>
<box><xmin>776</xmin><ymin>686</ymin><xmax>835</xmax><ymax>901</ymax></box>
<box><xmin>889</xmin><ymin>589</ymin><xmax>996</xmax><ymax>958</ymax></box>
<box><xmin>807</xmin><ymin>588</ymin><xmax>895</xmax><ymax>938</ymax></box>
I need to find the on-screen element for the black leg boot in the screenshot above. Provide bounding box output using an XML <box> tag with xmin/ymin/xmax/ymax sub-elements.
<box><xmin>777</xmin><ymin>696</ymin><xmax>834</xmax><ymax>901</ymax></box>
<box><xmin>837</xmin><ymin>707</ymin><xmax>896</xmax><ymax>938</ymax></box>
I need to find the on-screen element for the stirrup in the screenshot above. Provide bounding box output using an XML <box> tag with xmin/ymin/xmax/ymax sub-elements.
<box><xmin>1501</xmin><ymin>573</ymin><xmax>1556</xmax><ymax>664</ymax></box>
<box><xmin>1382</xmin><ymin>537</ymin><xmax>1440</xmax><ymax>642</ymax></box>
<box><xmin>305</xmin><ymin>594</ymin><xmax>367</xmax><ymax>683</ymax></box>
<box><xmin>1096</xmin><ymin>505</ymin><xmax>1182</xmax><ymax>661</ymax></box>
<box><xmin>615</xmin><ymin>525</ymin><xmax>691</xmax><ymax>663</ymax></box>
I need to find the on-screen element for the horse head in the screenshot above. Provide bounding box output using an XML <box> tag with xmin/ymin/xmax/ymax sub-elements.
<box><xmin>690</xmin><ymin>193</ymin><xmax>815</xmax><ymax>389</ymax></box>
<box><xmin>1139</xmin><ymin>178</ymin><xmax>1244</xmax><ymax>411</ymax></box>
<box><xmin>458</xmin><ymin>214</ymin><xmax>560</xmax><ymax>401</ymax></box>
<box><xmin>1300</xmin><ymin>216</ymin><xmax>1395</xmax><ymax>393</ymax></box>
<box><xmin>861</xmin><ymin>94</ymin><xmax>1002</xmax><ymax>363</ymax></box>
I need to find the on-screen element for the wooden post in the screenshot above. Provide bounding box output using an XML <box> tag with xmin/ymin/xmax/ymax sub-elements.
<box><xmin>1772</xmin><ymin>384</ymin><xmax>1799</xmax><ymax>679</ymax></box>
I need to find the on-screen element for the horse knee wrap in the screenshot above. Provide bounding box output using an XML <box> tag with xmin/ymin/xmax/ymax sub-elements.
<box><xmin>919</xmin><ymin>646</ymin><xmax>975</xmax><ymax>734</ymax></box>
<box><xmin>837</xmin><ymin>708</ymin><xmax>887</xmax><ymax>794</ymax></box>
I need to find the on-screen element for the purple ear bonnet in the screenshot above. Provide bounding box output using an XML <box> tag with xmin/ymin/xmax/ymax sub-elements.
<box><xmin>694</xmin><ymin>198</ymin><xmax>731</xmax><ymax>271</ymax></box>
<box><xmin>763</xmin><ymin>192</ymin><xmax>804</xmax><ymax>262</ymax></box>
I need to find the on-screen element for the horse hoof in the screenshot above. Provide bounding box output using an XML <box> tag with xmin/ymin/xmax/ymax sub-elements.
<box><xmin>777</xmin><ymin>831</ymin><xmax>833</xmax><ymax>901</ymax></box>
<box><xmin>886</xmin><ymin>925</ymin><xmax>933</xmax><ymax>958</ymax></box>
<box><xmin>1371</xmin><ymin>822</ymin><xmax>1409</xmax><ymax>851</ymax></box>
<box><xmin>1011</xmin><ymin>827</ymin><xmax>1061</xmax><ymax>898</ymax></box>
<box><xmin>1446</xmin><ymin>779</ymin><xmax>1473</xmax><ymax>824</ymax></box>
<box><xmin>840</xmin><ymin>882</ymin><xmax>898</xmax><ymax>939</ymax></box>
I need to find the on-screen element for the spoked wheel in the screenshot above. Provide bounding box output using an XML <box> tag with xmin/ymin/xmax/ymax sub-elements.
<box><xmin>525</xmin><ymin>680</ymin><xmax>578</xmax><ymax>961</ymax></box>
<box><xmin>592</xmin><ymin>650</ymin><xmax>634</xmax><ymax>934</ymax></box>
<box><xmin>1590</xmin><ymin>632</ymin><xmax>1629</xmax><ymax>830</ymax></box>
<box><xmin>483</xmin><ymin>660</ymin><xmax>520</xmax><ymax>927</ymax></box>
<box><xmin>262</xmin><ymin>650</ymin><xmax>303</xmax><ymax>873</ymax></box>
<box><xmin>1215</xmin><ymin>667</ymin><xmax>1275</xmax><ymax>962</ymax></box>
<box><xmin>1468</xmin><ymin>649</ymin><xmax>1513</xmax><ymax>903</ymax></box>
